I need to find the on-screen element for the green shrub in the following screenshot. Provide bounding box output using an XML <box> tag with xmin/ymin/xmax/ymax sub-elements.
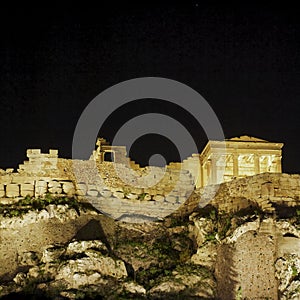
<box><xmin>138</xmin><ymin>193</ymin><xmax>147</xmax><ymax>200</ymax></box>
<box><xmin>292</xmin><ymin>265</ymin><xmax>298</xmax><ymax>277</ymax></box>
<box><xmin>218</xmin><ymin>215</ymin><xmax>232</xmax><ymax>240</ymax></box>
<box><xmin>0</xmin><ymin>195</ymin><xmax>88</xmax><ymax>218</ymax></box>
<box><xmin>205</xmin><ymin>233</ymin><xmax>216</xmax><ymax>242</ymax></box>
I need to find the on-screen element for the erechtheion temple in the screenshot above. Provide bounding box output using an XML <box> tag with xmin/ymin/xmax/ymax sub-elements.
<box><xmin>89</xmin><ymin>135</ymin><xmax>283</xmax><ymax>188</ymax></box>
<box><xmin>200</xmin><ymin>135</ymin><xmax>283</xmax><ymax>186</ymax></box>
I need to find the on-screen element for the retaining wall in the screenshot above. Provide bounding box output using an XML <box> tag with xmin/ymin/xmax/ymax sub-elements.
<box><xmin>175</xmin><ymin>173</ymin><xmax>300</xmax><ymax>217</ymax></box>
<box><xmin>2</xmin><ymin>149</ymin><xmax>300</xmax><ymax>219</ymax></box>
<box><xmin>0</xmin><ymin>152</ymin><xmax>196</xmax><ymax>214</ymax></box>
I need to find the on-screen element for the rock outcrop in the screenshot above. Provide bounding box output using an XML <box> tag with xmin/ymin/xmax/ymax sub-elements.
<box><xmin>1</xmin><ymin>173</ymin><xmax>300</xmax><ymax>299</ymax></box>
<box><xmin>0</xmin><ymin>203</ymin><xmax>216</xmax><ymax>299</ymax></box>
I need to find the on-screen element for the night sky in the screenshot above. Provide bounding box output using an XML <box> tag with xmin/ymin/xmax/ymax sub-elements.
<box><xmin>0</xmin><ymin>3</ymin><xmax>299</xmax><ymax>173</ymax></box>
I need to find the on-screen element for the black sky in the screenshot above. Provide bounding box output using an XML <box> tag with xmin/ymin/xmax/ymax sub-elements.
<box><xmin>0</xmin><ymin>3</ymin><xmax>299</xmax><ymax>172</ymax></box>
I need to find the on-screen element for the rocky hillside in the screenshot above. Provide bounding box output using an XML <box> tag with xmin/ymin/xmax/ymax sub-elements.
<box><xmin>0</xmin><ymin>194</ymin><xmax>300</xmax><ymax>299</ymax></box>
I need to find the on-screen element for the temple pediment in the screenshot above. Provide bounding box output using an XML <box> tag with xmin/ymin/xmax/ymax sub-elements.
<box><xmin>227</xmin><ymin>135</ymin><xmax>269</xmax><ymax>142</ymax></box>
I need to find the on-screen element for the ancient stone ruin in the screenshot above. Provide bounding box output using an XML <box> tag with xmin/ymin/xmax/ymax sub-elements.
<box><xmin>0</xmin><ymin>135</ymin><xmax>284</xmax><ymax>220</ymax></box>
<box><xmin>1</xmin><ymin>136</ymin><xmax>300</xmax><ymax>299</ymax></box>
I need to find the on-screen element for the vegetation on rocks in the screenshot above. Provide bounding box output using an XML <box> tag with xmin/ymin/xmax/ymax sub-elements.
<box><xmin>0</xmin><ymin>194</ymin><xmax>97</xmax><ymax>218</ymax></box>
<box><xmin>0</xmin><ymin>200</ymin><xmax>217</xmax><ymax>299</ymax></box>
<box><xmin>1</xmin><ymin>193</ymin><xmax>300</xmax><ymax>299</ymax></box>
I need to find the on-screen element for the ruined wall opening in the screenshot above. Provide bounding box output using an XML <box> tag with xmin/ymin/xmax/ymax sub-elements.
<box><xmin>104</xmin><ymin>151</ymin><xmax>115</xmax><ymax>162</ymax></box>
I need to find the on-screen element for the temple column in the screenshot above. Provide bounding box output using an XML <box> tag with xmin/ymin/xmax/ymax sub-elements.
<box><xmin>218</xmin><ymin>154</ymin><xmax>226</xmax><ymax>183</ymax></box>
<box><xmin>206</xmin><ymin>160</ymin><xmax>211</xmax><ymax>184</ymax></box>
<box><xmin>233</xmin><ymin>154</ymin><xmax>239</xmax><ymax>177</ymax></box>
<box><xmin>275</xmin><ymin>155</ymin><xmax>282</xmax><ymax>173</ymax></box>
<box><xmin>210</xmin><ymin>154</ymin><xmax>217</xmax><ymax>184</ymax></box>
<box><xmin>201</xmin><ymin>163</ymin><xmax>205</xmax><ymax>187</ymax></box>
<box><xmin>254</xmin><ymin>153</ymin><xmax>260</xmax><ymax>174</ymax></box>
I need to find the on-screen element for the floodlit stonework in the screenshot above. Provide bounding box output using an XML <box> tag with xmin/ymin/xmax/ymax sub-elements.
<box><xmin>200</xmin><ymin>135</ymin><xmax>283</xmax><ymax>186</ymax></box>
<box><xmin>1</xmin><ymin>136</ymin><xmax>300</xmax><ymax>300</ymax></box>
<box><xmin>0</xmin><ymin>136</ymin><xmax>284</xmax><ymax>207</ymax></box>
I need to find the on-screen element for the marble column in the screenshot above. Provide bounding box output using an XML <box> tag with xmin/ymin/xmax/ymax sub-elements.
<box><xmin>233</xmin><ymin>154</ymin><xmax>239</xmax><ymax>177</ymax></box>
<box><xmin>210</xmin><ymin>155</ymin><xmax>218</xmax><ymax>184</ymax></box>
<box><xmin>206</xmin><ymin>160</ymin><xmax>211</xmax><ymax>184</ymax></box>
<box><xmin>275</xmin><ymin>155</ymin><xmax>282</xmax><ymax>172</ymax></box>
<box><xmin>200</xmin><ymin>164</ymin><xmax>205</xmax><ymax>188</ymax></box>
<box><xmin>254</xmin><ymin>153</ymin><xmax>260</xmax><ymax>174</ymax></box>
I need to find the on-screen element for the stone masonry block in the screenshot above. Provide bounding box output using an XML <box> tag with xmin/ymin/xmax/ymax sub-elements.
<box><xmin>99</xmin><ymin>190</ymin><xmax>112</xmax><ymax>198</ymax></box>
<box><xmin>289</xmin><ymin>178</ymin><xmax>300</xmax><ymax>188</ymax></box>
<box><xmin>113</xmin><ymin>191</ymin><xmax>125</xmax><ymax>199</ymax></box>
<box><xmin>48</xmin><ymin>181</ymin><xmax>61</xmax><ymax>188</ymax></box>
<box><xmin>28</xmin><ymin>149</ymin><xmax>41</xmax><ymax>154</ymax></box>
<box><xmin>49</xmin><ymin>149</ymin><xmax>58</xmax><ymax>156</ymax></box>
<box><xmin>88</xmin><ymin>184</ymin><xmax>101</xmax><ymax>192</ymax></box>
<box><xmin>126</xmin><ymin>193</ymin><xmax>138</xmax><ymax>200</ymax></box>
<box><xmin>0</xmin><ymin>184</ymin><xmax>5</xmax><ymax>198</ymax></box>
<box><xmin>76</xmin><ymin>183</ymin><xmax>87</xmax><ymax>195</ymax></box>
<box><xmin>182</xmin><ymin>179</ymin><xmax>195</xmax><ymax>186</ymax></box>
<box><xmin>62</xmin><ymin>182</ymin><xmax>75</xmax><ymax>195</ymax></box>
<box><xmin>6</xmin><ymin>184</ymin><xmax>20</xmax><ymax>197</ymax></box>
<box><xmin>20</xmin><ymin>183</ymin><xmax>34</xmax><ymax>197</ymax></box>
<box><xmin>165</xmin><ymin>194</ymin><xmax>178</xmax><ymax>203</ymax></box>
<box><xmin>130</xmin><ymin>187</ymin><xmax>144</xmax><ymax>194</ymax></box>
<box><xmin>153</xmin><ymin>194</ymin><xmax>165</xmax><ymax>202</ymax></box>
<box><xmin>147</xmin><ymin>188</ymin><xmax>158</xmax><ymax>196</ymax></box>
<box><xmin>87</xmin><ymin>190</ymin><xmax>99</xmax><ymax>197</ymax></box>
<box><xmin>143</xmin><ymin>194</ymin><xmax>152</xmax><ymax>201</ymax></box>
<box><xmin>48</xmin><ymin>186</ymin><xmax>62</xmax><ymax>194</ymax></box>
<box><xmin>35</xmin><ymin>180</ymin><xmax>48</xmax><ymax>196</ymax></box>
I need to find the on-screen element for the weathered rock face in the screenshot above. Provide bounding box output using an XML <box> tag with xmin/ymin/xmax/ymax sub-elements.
<box><xmin>0</xmin><ymin>202</ymin><xmax>216</xmax><ymax>299</ymax></box>
<box><xmin>217</xmin><ymin>223</ymin><xmax>278</xmax><ymax>299</ymax></box>
<box><xmin>275</xmin><ymin>254</ymin><xmax>300</xmax><ymax>298</ymax></box>
<box><xmin>0</xmin><ymin>200</ymin><xmax>115</xmax><ymax>282</ymax></box>
<box><xmin>1</xmin><ymin>186</ymin><xmax>300</xmax><ymax>299</ymax></box>
<box><xmin>182</xmin><ymin>202</ymin><xmax>300</xmax><ymax>299</ymax></box>
<box><xmin>214</xmin><ymin>216</ymin><xmax>300</xmax><ymax>299</ymax></box>
<box><xmin>1</xmin><ymin>239</ymin><xmax>128</xmax><ymax>299</ymax></box>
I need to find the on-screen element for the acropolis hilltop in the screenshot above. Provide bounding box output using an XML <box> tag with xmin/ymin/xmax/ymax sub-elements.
<box><xmin>0</xmin><ymin>135</ymin><xmax>287</xmax><ymax>220</ymax></box>
<box><xmin>91</xmin><ymin>135</ymin><xmax>283</xmax><ymax>187</ymax></box>
<box><xmin>2</xmin><ymin>136</ymin><xmax>300</xmax><ymax>300</ymax></box>
<box><xmin>0</xmin><ymin>135</ymin><xmax>282</xmax><ymax>196</ymax></box>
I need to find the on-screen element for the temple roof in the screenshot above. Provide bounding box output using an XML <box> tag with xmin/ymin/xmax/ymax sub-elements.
<box><xmin>226</xmin><ymin>135</ymin><xmax>269</xmax><ymax>142</ymax></box>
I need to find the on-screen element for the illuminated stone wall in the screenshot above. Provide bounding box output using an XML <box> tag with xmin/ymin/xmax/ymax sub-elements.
<box><xmin>0</xmin><ymin>136</ymin><xmax>285</xmax><ymax>216</ymax></box>
<box><xmin>175</xmin><ymin>172</ymin><xmax>300</xmax><ymax>218</ymax></box>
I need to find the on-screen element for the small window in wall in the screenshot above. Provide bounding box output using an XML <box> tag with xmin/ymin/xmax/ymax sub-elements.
<box><xmin>104</xmin><ymin>151</ymin><xmax>115</xmax><ymax>162</ymax></box>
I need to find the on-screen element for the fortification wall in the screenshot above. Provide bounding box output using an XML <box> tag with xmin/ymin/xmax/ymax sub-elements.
<box><xmin>1</xmin><ymin>149</ymin><xmax>299</xmax><ymax>220</ymax></box>
<box><xmin>175</xmin><ymin>173</ymin><xmax>300</xmax><ymax>217</ymax></box>
<box><xmin>0</xmin><ymin>176</ymin><xmax>76</xmax><ymax>203</ymax></box>
<box><xmin>0</xmin><ymin>150</ymin><xmax>195</xmax><ymax>220</ymax></box>
<box><xmin>18</xmin><ymin>149</ymin><xmax>59</xmax><ymax>175</ymax></box>
<box><xmin>182</xmin><ymin>154</ymin><xmax>201</xmax><ymax>187</ymax></box>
